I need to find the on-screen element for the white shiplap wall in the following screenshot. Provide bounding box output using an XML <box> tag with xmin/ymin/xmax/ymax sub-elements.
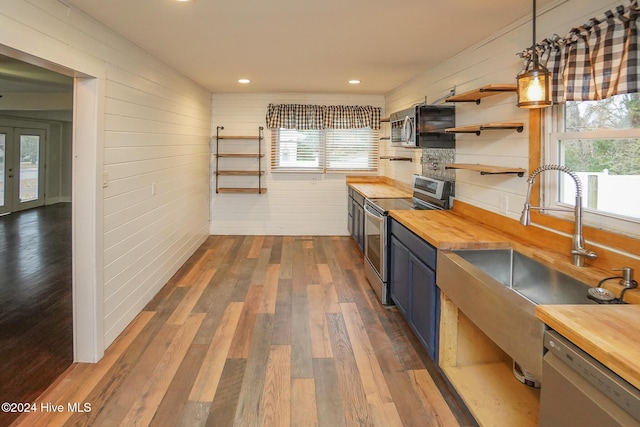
<box><xmin>211</xmin><ymin>93</ymin><xmax>384</xmax><ymax>235</ymax></box>
<box><xmin>1</xmin><ymin>0</ymin><xmax>211</xmax><ymax>357</ymax></box>
<box><xmin>383</xmin><ymin>0</ymin><xmax>621</xmax><ymax>219</ymax></box>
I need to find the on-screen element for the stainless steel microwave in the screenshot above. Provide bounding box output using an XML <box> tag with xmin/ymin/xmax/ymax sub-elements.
<box><xmin>389</xmin><ymin>105</ymin><xmax>455</xmax><ymax>149</ymax></box>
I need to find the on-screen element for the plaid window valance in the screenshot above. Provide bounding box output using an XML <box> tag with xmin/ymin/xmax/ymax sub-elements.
<box><xmin>520</xmin><ymin>0</ymin><xmax>640</xmax><ymax>102</ymax></box>
<box><xmin>266</xmin><ymin>103</ymin><xmax>381</xmax><ymax>130</ymax></box>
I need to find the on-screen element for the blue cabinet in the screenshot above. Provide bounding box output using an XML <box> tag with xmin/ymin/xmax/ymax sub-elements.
<box><xmin>389</xmin><ymin>218</ymin><xmax>440</xmax><ymax>361</ymax></box>
<box><xmin>389</xmin><ymin>235</ymin><xmax>410</xmax><ymax>314</ymax></box>
<box><xmin>348</xmin><ymin>187</ymin><xmax>365</xmax><ymax>252</ymax></box>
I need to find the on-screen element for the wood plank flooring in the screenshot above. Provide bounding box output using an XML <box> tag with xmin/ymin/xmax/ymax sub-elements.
<box><xmin>0</xmin><ymin>204</ymin><xmax>73</xmax><ymax>427</ymax></box>
<box><xmin>11</xmin><ymin>235</ymin><xmax>476</xmax><ymax>427</ymax></box>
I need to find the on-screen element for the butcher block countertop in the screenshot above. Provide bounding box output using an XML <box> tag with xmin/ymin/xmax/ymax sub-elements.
<box><xmin>537</xmin><ymin>305</ymin><xmax>640</xmax><ymax>390</ymax></box>
<box><xmin>387</xmin><ymin>208</ymin><xmax>640</xmax><ymax>389</ymax></box>
<box><xmin>389</xmin><ymin>209</ymin><xmax>510</xmax><ymax>249</ymax></box>
<box><xmin>388</xmin><ymin>209</ymin><xmax>640</xmax><ymax>297</ymax></box>
<box><xmin>349</xmin><ymin>183</ymin><xmax>412</xmax><ymax>199</ymax></box>
<box><xmin>346</xmin><ymin>176</ymin><xmax>412</xmax><ymax>199</ymax></box>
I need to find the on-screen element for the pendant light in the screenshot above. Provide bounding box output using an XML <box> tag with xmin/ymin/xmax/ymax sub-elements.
<box><xmin>517</xmin><ymin>0</ymin><xmax>552</xmax><ymax>108</ymax></box>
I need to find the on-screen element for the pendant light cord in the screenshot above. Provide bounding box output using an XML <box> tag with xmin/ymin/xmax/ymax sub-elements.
<box><xmin>531</xmin><ymin>0</ymin><xmax>538</xmax><ymax>61</ymax></box>
<box><xmin>532</xmin><ymin>0</ymin><xmax>537</xmax><ymax>47</ymax></box>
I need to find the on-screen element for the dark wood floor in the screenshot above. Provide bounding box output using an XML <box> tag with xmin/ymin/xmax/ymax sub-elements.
<box><xmin>13</xmin><ymin>235</ymin><xmax>475</xmax><ymax>427</ymax></box>
<box><xmin>0</xmin><ymin>203</ymin><xmax>73</xmax><ymax>427</ymax></box>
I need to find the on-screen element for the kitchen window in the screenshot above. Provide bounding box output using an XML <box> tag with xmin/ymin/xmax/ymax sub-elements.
<box><xmin>270</xmin><ymin>127</ymin><xmax>378</xmax><ymax>173</ymax></box>
<box><xmin>545</xmin><ymin>93</ymin><xmax>640</xmax><ymax>237</ymax></box>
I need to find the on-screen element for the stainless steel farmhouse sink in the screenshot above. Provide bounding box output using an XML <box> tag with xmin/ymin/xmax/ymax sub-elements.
<box><xmin>452</xmin><ymin>248</ymin><xmax>596</xmax><ymax>305</ymax></box>
<box><xmin>437</xmin><ymin>248</ymin><xmax>596</xmax><ymax>380</ymax></box>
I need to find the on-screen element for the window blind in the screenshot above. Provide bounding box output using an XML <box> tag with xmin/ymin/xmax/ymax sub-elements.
<box><xmin>325</xmin><ymin>128</ymin><xmax>378</xmax><ymax>171</ymax></box>
<box><xmin>271</xmin><ymin>128</ymin><xmax>378</xmax><ymax>172</ymax></box>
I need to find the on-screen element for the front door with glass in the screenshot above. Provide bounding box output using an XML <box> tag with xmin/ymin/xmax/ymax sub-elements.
<box><xmin>0</xmin><ymin>127</ymin><xmax>46</xmax><ymax>215</ymax></box>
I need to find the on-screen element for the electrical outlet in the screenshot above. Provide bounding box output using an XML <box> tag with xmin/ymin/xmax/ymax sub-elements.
<box><xmin>499</xmin><ymin>195</ymin><xmax>508</xmax><ymax>214</ymax></box>
<box><xmin>151</xmin><ymin>183</ymin><xmax>156</xmax><ymax>195</ymax></box>
<box><xmin>103</xmin><ymin>171</ymin><xmax>109</xmax><ymax>188</ymax></box>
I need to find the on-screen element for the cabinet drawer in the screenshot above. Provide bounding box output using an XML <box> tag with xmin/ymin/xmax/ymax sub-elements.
<box><xmin>389</xmin><ymin>218</ymin><xmax>436</xmax><ymax>269</ymax></box>
<box><xmin>349</xmin><ymin>187</ymin><xmax>365</xmax><ymax>206</ymax></box>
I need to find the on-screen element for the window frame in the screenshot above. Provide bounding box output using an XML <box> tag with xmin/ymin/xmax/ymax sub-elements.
<box><xmin>270</xmin><ymin>127</ymin><xmax>379</xmax><ymax>174</ymax></box>
<box><xmin>542</xmin><ymin>104</ymin><xmax>640</xmax><ymax>239</ymax></box>
<box><xmin>529</xmin><ymin>109</ymin><xmax>640</xmax><ymax>258</ymax></box>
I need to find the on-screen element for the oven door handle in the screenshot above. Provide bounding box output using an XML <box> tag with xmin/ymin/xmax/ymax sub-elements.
<box><xmin>364</xmin><ymin>204</ymin><xmax>384</xmax><ymax>220</ymax></box>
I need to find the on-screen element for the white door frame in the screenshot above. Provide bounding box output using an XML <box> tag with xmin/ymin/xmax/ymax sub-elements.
<box><xmin>72</xmin><ymin>76</ymin><xmax>105</xmax><ymax>363</ymax></box>
<box><xmin>0</xmin><ymin>46</ymin><xmax>105</xmax><ymax>363</ymax></box>
<box><xmin>0</xmin><ymin>126</ymin><xmax>14</xmax><ymax>215</ymax></box>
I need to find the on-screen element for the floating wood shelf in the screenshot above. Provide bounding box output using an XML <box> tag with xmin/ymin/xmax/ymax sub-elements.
<box><xmin>216</xmin><ymin>170</ymin><xmax>265</xmax><ymax>176</ymax></box>
<box><xmin>217</xmin><ymin>188</ymin><xmax>268</xmax><ymax>194</ymax></box>
<box><xmin>216</xmin><ymin>135</ymin><xmax>262</xmax><ymax>140</ymax></box>
<box><xmin>445</xmin><ymin>84</ymin><xmax>517</xmax><ymax>104</ymax></box>
<box><xmin>380</xmin><ymin>136</ymin><xmax>391</xmax><ymax>141</ymax></box>
<box><xmin>445</xmin><ymin>122</ymin><xmax>524</xmax><ymax>136</ymax></box>
<box><xmin>381</xmin><ymin>117</ymin><xmax>390</xmax><ymax>123</ymax></box>
<box><xmin>380</xmin><ymin>156</ymin><xmax>412</xmax><ymax>162</ymax></box>
<box><xmin>446</xmin><ymin>163</ymin><xmax>526</xmax><ymax>177</ymax></box>
<box><xmin>216</xmin><ymin>153</ymin><xmax>265</xmax><ymax>158</ymax></box>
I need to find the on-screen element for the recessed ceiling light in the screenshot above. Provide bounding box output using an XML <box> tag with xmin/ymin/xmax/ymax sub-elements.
<box><xmin>238</xmin><ymin>79</ymin><xmax>251</xmax><ymax>84</ymax></box>
<box><xmin>175</xmin><ymin>0</ymin><xmax>192</xmax><ymax>2</ymax></box>
<box><xmin>349</xmin><ymin>80</ymin><xmax>361</xmax><ymax>85</ymax></box>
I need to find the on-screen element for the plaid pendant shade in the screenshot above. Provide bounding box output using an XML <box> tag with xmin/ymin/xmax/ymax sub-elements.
<box><xmin>520</xmin><ymin>0</ymin><xmax>640</xmax><ymax>103</ymax></box>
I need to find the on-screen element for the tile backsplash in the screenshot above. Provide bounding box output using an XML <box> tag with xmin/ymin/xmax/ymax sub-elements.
<box><xmin>421</xmin><ymin>148</ymin><xmax>455</xmax><ymax>181</ymax></box>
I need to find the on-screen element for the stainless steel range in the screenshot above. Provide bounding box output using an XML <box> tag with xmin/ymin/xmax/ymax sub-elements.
<box><xmin>363</xmin><ymin>175</ymin><xmax>453</xmax><ymax>305</ymax></box>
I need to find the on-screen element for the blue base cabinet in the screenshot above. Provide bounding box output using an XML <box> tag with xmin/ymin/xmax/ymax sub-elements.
<box><xmin>347</xmin><ymin>187</ymin><xmax>365</xmax><ymax>252</ymax></box>
<box><xmin>389</xmin><ymin>218</ymin><xmax>440</xmax><ymax>361</ymax></box>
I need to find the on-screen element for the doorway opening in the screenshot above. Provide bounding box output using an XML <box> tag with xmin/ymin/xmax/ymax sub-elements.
<box><xmin>0</xmin><ymin>53</ymin><xmax>75</xmax><ymax>425</ymax></box>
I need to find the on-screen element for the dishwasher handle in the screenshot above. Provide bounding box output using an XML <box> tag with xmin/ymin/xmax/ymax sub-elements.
<box><xmin>364</xmin><ymin>204</ymin><xmax>384</xmax><ymax>221</ymax></box>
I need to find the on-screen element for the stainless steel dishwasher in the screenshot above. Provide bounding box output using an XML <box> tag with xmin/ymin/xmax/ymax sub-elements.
<box><xmin>540</xmin><ymin>330</ymin><xmax>640</xmax><ymax>427</ymax></box>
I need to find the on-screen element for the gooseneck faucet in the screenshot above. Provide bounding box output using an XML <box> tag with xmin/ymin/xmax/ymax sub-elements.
<box><xmin>520</xmin><ymin>164</ymin><xmax>597</xmax><ymax>267</ymax></box>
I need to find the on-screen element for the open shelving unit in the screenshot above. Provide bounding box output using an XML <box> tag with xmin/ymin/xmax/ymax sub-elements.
<box><xmin>444</xmin><ymin>84</ymin><xmax>526</xmax><ymax>178</ymax></box>
<box><xmin>214</xmin><ymin>126</ymin><xmax>266</xmax><ymax>194</ymax></box>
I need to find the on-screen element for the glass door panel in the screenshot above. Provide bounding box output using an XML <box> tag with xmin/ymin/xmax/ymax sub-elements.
<box><xmin>0</xmin><ymin>127</ymin><xmax>46</xmax><ymax>213</ymax></box>
<box><xmin>19</xmin><ymin>134</ymin><xmax>41</xmax><ymax>203</ymax></box>
<box><xmin>14</xmin><ymin>129</ymin><xmax>45</xmax><ymax>211</ymax></box>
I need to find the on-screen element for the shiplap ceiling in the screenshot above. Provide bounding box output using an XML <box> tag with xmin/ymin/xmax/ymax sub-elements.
<box><xmin>56</xmin><ymin>0</ymin><xmax>553</xmax><ymax>94</ymax></box>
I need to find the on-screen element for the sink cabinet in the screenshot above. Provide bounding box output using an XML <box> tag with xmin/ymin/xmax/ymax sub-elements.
<box><xmin>388</xmin><ymin>218</ymin><xmax>439</xmax><ymax>361</ymax></box>
<box><xmin>436</xmin><ymin>249</ymin><xmax>542</xmax><ymax>426</ymax></box>
<box><xmin>347</xmin><ymin>187</ymin><xmax>365</xmax><ymax>252</ymax></box>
